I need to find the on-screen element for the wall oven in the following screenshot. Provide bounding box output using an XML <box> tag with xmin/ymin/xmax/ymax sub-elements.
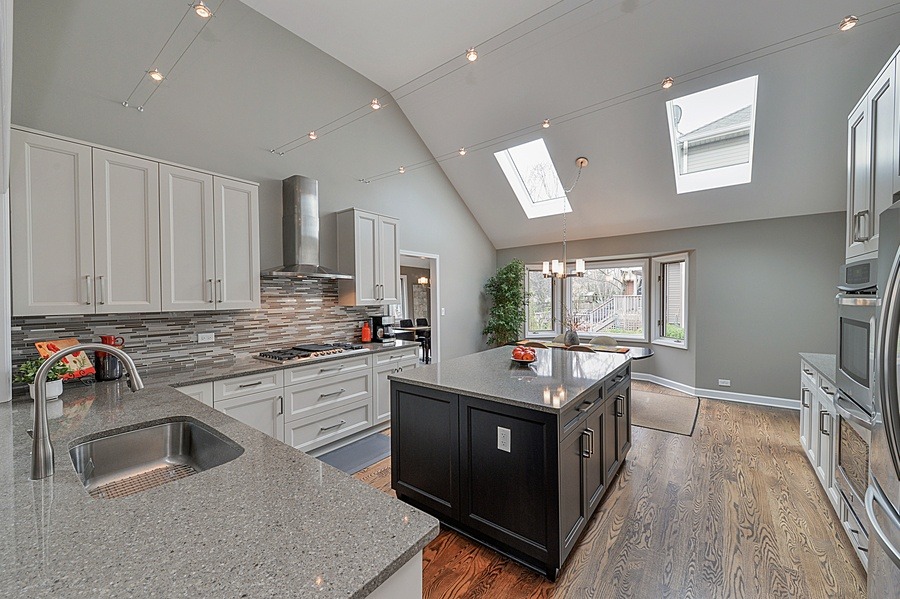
<box><xmin>836</xmin><ymin>258</ymin><xmax>878</xmax><ymax>416</ymax></box>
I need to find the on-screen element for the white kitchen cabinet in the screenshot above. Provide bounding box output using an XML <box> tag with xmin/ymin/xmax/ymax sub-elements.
<box><xmin>373</xmin><ymin>346</ymin><xmax>419</xmax><ymax>424</ymax></box>
<box><xmin>175</xmin><ymin>382</ymin><xmax>214</xmax><ymax>407</ymax></box>
<box><xmin>92</xmin><ymin>149</ymin><xmax>161</xmax><ymax>312</ymax></box>
<box><xmin>799</xmin><ymin>360</ymin><xmax>840</xmax><ymax>514</ymax></box>
<box><xmin>815</xmin><ymin>384</ymin><xmax>837</xmax><ymax>509</ymax></box>
<box><xmin>213</xmin><ymin>177</ymin><xmax>261</xmax><ymax>310</ymax></box>
<box><xmin>216</xmin><ymin>388</ymin><xmax>284</xmax><ymax>442</ymax></box>
<box><xmin>799</xmin><ymin>365</ymin><xmax>815</xmax><ymax>456</ymax></box>
<box><xmin>336</xmin><ymin>209</ymin><xmax>400</xmax><ymax>306</ymax></box>
<box><xmin>10</xmin><ymin>130</ymin><xmax>95</xmax><ymax>315</ymax></box>
<box><xmin>284</xmin><ymin>398</ymin><xmax>373</xmax><ymax>453</ymax></box>
<box><xmin>846</xmin><ymin>49</ymin><xmax>897</xmax><ymax>260</ymax></box>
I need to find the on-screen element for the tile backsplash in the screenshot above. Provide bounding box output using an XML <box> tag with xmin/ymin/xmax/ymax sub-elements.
<box><xmin>12</xmin><ymin>278</ymin><xmax>383</xmax><ymax>384</ymax></box>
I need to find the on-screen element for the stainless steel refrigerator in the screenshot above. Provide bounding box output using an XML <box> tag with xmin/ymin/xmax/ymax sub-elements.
<box><xmin>871</xmin><ymin>201</ymin><xmax>900</xmax><ymax>596</ymax></box>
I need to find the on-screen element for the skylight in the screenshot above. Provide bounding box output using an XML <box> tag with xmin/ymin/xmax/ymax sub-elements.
<box><xmin>494</xmin><ymin>139</ymin><xmax>571</xmax><ymax>219</ymax></box>
<box><xmin>665</xmin><ymin>75</ymin><xmax>758</xmax><ymax>194</ymax></box>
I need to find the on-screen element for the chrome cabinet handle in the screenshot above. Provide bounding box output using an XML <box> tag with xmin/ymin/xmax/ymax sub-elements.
<box><xmin>578</xmin><ymin>400</ymin><xmax>594</xmax><ymax>413</ymax></box>
<box><xmin>586</xmin><ymin>427</ymin><xmax>595</xmax><ymax>456</ymax></box>
<box><xmin>877</xmin><ymin>241</ymin><xmax>900</xmax><ymax>475</ymax></box>
<box><xmin>819</xmin><ymin>410</ymin><xmax>830</xmax><ymax>436</ymax></box>
<box><xmin>319</xmin><ymin>388</ymin><xmax>346</xmax><ymax>398</ymax></box>
<box><xmin>616</xmin><ymin>395</ymin><xmax>625</xmax><ymax>418</ymax></box>
<box><xmin>320</xmin><ymin>420</ymin><xmax>346</xmax><ymax>432</ymax></box>
<box><xmin>581</xmin><ymin>430</ymin><xmax>590</xmax><ymax>458</ymax></box>
<box><xmin>866</xmin><ymin>482</ymin><xmax>900</xmax><ymax>568</ymax></box>
<box><xmin>207</xmin><ymin>279</ymin><xmax>214</xmax><ymax>303</ymax></box>
<box><xmin>217</xmin><ymin>279</ymin><xmax>223</xmax><ymax>302</ymax></box>
<box><xmin>800</xmin><ymin>388</ymin><xmax>810</xmax><ymax>408</ymax></box>
<box><xmin>85</xmin><ymin>275</ymin><xmax>93</xmax><ymax>305</ymax></box>
<box><xmin>820</xmin><ymin>385</ymin><xmax>835</xmax><ymax>397</ymax></box>
<box><xmin>277</xmin><ymin>395</ymin><xmax>283</xmax><ymax>416</ymax></box>
<box><xmin>238</xmin><ymin>381</ymin><xmax>263</xmax><ymax>388</ymax></box>
<box><xmin>97</xmin><ymin>275</ymin><xmax>106</xmax><ymax>305</ymax></box>
<box><xmin>802</xmin><ymin>368</ymin><xmax>814</xmax><ymax>376</ymax></box>
<box><xmin>855</xmin><ymin>210</ymin><xmax>871</xmax><ymax>242</ymax></box>
<box><xmin>320</xmin><ymin>365</ymin><xmax>344</xmax><ymax>372</ymax></box>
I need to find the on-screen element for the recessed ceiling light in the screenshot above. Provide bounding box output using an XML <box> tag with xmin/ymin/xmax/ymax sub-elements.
<box><xmin>398</xmin><ymin>166</ymin><xmax>406</xmax><ymax>174</ymax></box>
<box><xmin>148</xmin><ymin>69</ymin><xmax>165</xmax><ymax>83</ymax></box>
<box><xmin>458</xmin><ymin>147</ymin><xmax>467</xmax><ymax>156</ymax></box>
<box><xmin>839</xmin><ymin>15</ymin><xmax>859</xmax><ymax>31</ymax></box>
<box><xmin>193</xmin><ymin>1</ymin><xmax>213</xmax><ymax>18</ymax></box>
<box><xmin>542</xmin><ymin>119</ymin><xmax>551</xmax><ymax>129</ymax></box>
<box><xmin>466</xmin><ymin>47</ymin><xmax>478</xmax><ymax>62</ymax></box>
<box><xmin>308</xmin><ymin>131</ymin><xmax>317</xmax><ymax>140</ymax></box>
<box><xmin>661</xmin><ymin>76</ymin><xmax>675</xmax><ymax>89</ymax></box>
<box><xmin>371</xmin><ymin>98</ymin><xmax>381</xmax><ymax>110</ymax></box>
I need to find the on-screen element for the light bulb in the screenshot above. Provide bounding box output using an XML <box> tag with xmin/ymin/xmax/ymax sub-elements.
<box><xmin>542</xmin><ymin>261</ymin><xmax>550</xmax><ymax>275</ymax></box>
<box><xmin>398</xmin><ymin>166</ymin><xmax>406</xmax><ymax>174</ymax></box>
<box><xmin>371</xmin><ymin>98</ymin><xmax>381</xmax><ymax>110</ymax></box>
<box><xmin>308</xmin><ymin>131</ymin><xmax>317</xmax><ymax>140</ymax></box>
<box><xmin>466</xmin><ymin>48</ymin><xmax>478</xmax><ymax>62</ymax></box>
<box><xmin>839</xmin><ymin>15</ymin><xmax>858</xmax><ymax>31</ymax></box>
<box><xmin>575</xmin><ymin>259</ymin><xmax>585</xmax><ymax>274</ymax></box>
<box><xmin>193</xmin><ymin>1</ymin><xmax>213</xmax><ymax>18</ymax></box>
<box><xmin>148</xmin><ymin>69</ymin><xmax>165</xmax><ymax>83</ymax></box>
<box><xmin>661</xmin><ymin>76</ymin><xmax>675</xmax><ymax>89</ymax></box>
<box><xmin>542</xmin><ymin>119</ymin><xmax>551</xmax><ymax>129</ymax></box>
<box><xmin>458</xmin><ymin>148</ymin><xmax>467</xmax><ymax>156</ymax></box>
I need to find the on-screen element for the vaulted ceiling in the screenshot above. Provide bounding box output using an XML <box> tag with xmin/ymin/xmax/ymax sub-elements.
<box><xmin>242</xmin><ymin>0</ymin><xmax>900</xmax><ymax>249</ymax></box>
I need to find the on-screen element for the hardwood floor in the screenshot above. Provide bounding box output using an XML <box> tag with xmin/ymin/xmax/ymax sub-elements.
<box><xmin>353</xmin><ymin>389</ymin><xmax>867</xmax><ymax>598</ymax></box>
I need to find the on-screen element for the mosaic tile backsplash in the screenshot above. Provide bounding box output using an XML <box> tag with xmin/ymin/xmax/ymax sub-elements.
<box><xmin>12</xmin><ymin>278</ymin><xmax>384</xmax><ymax>386</ymax></box>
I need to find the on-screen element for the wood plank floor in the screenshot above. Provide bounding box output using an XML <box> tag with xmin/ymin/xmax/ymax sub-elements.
<box><xmin>353</xmin><ymin>387</ymin><xmax>867</xmax><ymax>598</ymax></box>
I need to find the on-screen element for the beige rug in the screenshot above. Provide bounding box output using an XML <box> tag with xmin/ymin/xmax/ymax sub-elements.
<box><xmin>631</xmin><ymin>389</ymin><xmax>700</xmax><ymax>436</ymax></box>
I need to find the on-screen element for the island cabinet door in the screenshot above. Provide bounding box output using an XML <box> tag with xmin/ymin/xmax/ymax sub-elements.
<box><xmin>559</xmin><ymin>424</ymin><xmax>589</xmax><ymax>559</ymax></box>
<box><xmin>614</xmin><ymin>387</ymin><xmax>632</xmax><ymax>461</ymax></box>
<box><xmin>458</xmin><ymin>396</ymin><xmax>558</xmax><ymax>566</ymax></box>
<box><xmin>391</xmin><ymin>383</ymin><xmax>460</xmax><ymax>520</ymax></box>
<box><xmin>583</xmin><ymin>406</ymin><xmax>606</xmax><ymax>514</ymax></box>
<box><xmin>603</xmin><ymin>398</ymin><xmax>620</xmax><ymax>483</ymax></box>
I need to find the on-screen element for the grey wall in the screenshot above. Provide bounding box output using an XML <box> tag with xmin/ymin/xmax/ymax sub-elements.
<box><xmin>498</xmin><ymin>212</ymin><xmax>844</xmax><ymax>400</ymax></box>
<box><xmin>10</xmin><ymin>0</ymin><xmax>496</xmax><ymax>361</ymax></box>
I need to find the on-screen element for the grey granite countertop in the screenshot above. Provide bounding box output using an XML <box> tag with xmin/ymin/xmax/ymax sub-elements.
<box><xmin>799</xmin><ymin>352</ymin><xmax>836</xmax><ymax>385</ymax></box>
<box><xmin>389</xmin><ymin>346</ymin><xmax>630</xmax><ymax>413</ymax></box>
<box><xmin>1</xmin><ymin>375</ymin><xmax>438</xmax><ymax>597</ymax></box>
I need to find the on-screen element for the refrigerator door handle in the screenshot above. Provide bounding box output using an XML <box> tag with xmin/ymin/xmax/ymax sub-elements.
<box><xmin>878</xmin><ymin>244</ymin><xmax>900</xmax><ymax>477</ymax></box>
<box><xmin>866</xmin><ymin>481</ymin><xmax>900</xmax><ymax>569</ymax></box>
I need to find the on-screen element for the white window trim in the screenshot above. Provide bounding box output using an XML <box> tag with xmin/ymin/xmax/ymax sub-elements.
<box><xmin>566</xmin><ymin>258</ymin><xmax>650</xmax><ymax>343</ymax></box>
<box><xmin>524</xmin><ymin>263</ymin><xmax>557</xmax><ymax>338</ymax></box>
<box><xmin>652</xmin><ymin>252</ymin><xmax>689</xmax><ymax>350</ymax></box>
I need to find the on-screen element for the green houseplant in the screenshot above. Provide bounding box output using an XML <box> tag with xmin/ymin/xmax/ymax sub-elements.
<box><xmin>14</xmin><ymin>358</ymin><xmax>69</xmax><ymax>400</ymax></box>
<box><xmin>483</xmin><ymin>259</ymin><xmax>527</xmax><ymax>347</ymax></box>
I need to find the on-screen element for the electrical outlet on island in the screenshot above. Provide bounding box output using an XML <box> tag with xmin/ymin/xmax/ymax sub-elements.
<box><xmin>718</xmin><ymin>379</ymin><xmax>731</xmax><ymax>387</ymax></box>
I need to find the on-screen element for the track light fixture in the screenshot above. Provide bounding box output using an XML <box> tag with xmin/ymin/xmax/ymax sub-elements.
<box><xmin>193</xmin><ymin>1</ymin><xmax>213</xmax><ymax>18</ymax></box>
<box><xmin>839</xmin><ymin>15</ymin><xmax>859</xmax><ymax>31</ymax></box>
<box><xmin>466</xmin><ymin>47</ymin><xmax>478</xmax><ymax>62</ymax></box>
<box><xmin>661</xmin><ymin>76</ymin><xmax>675</xmax><ymax>89</ymax></box>
<box><xmin>371</xmin><ymin>98</ymin><xmax>382</xmax><ymax>110</ymax></box>
<box><xmin>458</xmin><ymin>148</ymin><xmax>467</xmax><ymax>156</ymax></box>
<box><xmin>148</xmin><ymin>69</ymin><xmax>165</xmax><ymax>83</ymax></box>
<box><xmin>308</xmin><ymin>131</ymin><xmax>317</xmax><ymax>140</ymax></box>
<box><xmin>542</xmin><ymin>119</ymin><xmax>551</xmax><ymax>129</ymax></box>
<box><xmin>398</xmin><ymin>166</ymin><xmax>406</xmax><ymax>174</ymax></box>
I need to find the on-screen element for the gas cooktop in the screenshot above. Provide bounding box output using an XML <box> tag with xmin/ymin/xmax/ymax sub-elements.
<box><xmin>255</xmin><ymin>342</ymin><xmax>367</xmax><ymax>365</ymax></box>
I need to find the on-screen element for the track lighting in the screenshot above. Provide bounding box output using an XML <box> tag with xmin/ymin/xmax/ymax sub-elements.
<box><xmin>466</xmin><ymin>48</ymin><xmax>478</xmax><ymax>62</ymax></box>
<box><xmin>148</xmin><ymin>69</ymin><xmax>165</xmax><ymax>83</ymax></box>
<box><xmin>371</xmin><ymin>98</ymin><xmax>382</xmax><ymax>110</ymax></box>
<box><xmin>193</xmin><ymin>1</ymin><xmax>213</xmax><ymax>18</ymax></box>
<box><xmin>398</xmin><ymin>166</ymin><xmax>406</xmax><ymax>174</ymax></box>
<box><xmin>542</xmin><ymin>119</ymin><xmax>551</xmax><ymax>129</ymax></box>
<box><xmin>661</xmin><ymin>76</ymin><xmax>675</xmax><ymax>89</ymax></box>
<box><xmin>308</xmin><ymin>131</ymin><xmax>317</xmax><ymax>140</ymax></box>
<box><xmin>458</xmin><ymin>148</ymin><xmax>467</xmax><ymax>156</ymax></box>
<box><xmin>839</xmin><ymin>15</ymin><xmax>859</xmax><ymax>31</ymax></box>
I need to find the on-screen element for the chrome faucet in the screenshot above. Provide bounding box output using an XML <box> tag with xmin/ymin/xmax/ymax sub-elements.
<box><xmin>31</xmin><ymin>343</ymin><xmax>144</xmax><ymax>480</ymax></box>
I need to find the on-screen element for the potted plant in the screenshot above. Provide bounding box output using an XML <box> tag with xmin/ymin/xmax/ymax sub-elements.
<box><xmin>14</xmin><ymin>358</ymin><xmax>69</xmax><ymax>400</ymax></box>
<box><xmin>483</xmin><ymin>259</ymin><xmax>528</xmax><ymax>347</ymax></box>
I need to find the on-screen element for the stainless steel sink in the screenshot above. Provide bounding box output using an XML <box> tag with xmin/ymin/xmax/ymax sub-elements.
<box><xmin>69</xmin><ymin>418</ymin><xmax>244</xmax><ymax>499</ymax></box>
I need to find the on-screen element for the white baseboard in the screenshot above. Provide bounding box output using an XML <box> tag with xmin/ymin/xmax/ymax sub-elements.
<box><xmin>632</xmin><ymin>373</ymin><xmax>799</xmax><ymax>411</ymax></box>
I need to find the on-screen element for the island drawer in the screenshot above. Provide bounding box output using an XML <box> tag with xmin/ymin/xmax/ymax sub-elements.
<box><xmin>284</xmin><ymin>398</ymin><xmax>373</xmax><ymax>453</ymax></box>
<box><xmin>285</xmin><ymin>354</ymin><xmax>372</xmax><ymax>386</ymax></box>
<box><xmin>374</xmin><ymin>346</ymin><xmax>419</xmax><ymax>366</ymax></box>
<box><xmin>560</xmin><ymin>386</ymin><xmax>603</xmax><ymax>437</ymax></box>
<box><xmin>284</xmin><ymin>370</ymin><xmax>372</xmax><ymax>422</ymax></box>
<box><xmin>214</xmin><ymin>370</ymin><xmax>284</xmax><ymax>402</ymax></box>
<box><xmin>604</xmin><ymin>364</ymin><xmax>631</xmax><ymax>395</ymax></box>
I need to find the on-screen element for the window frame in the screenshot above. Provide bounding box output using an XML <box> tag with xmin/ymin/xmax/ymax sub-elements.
<box><xmin>652</xmin><ymin>252</ymin><xmax>689</xmax><ymax>349</ymax></box>
<box><xmin>565</xmin><ymin>258</ymin><xmax>650</xmax><ymax>343</ymax></box>
<box><xmin>524</xmin><ymin>263</ymin><xmax>558</xmax><ymax>338</ymax></box>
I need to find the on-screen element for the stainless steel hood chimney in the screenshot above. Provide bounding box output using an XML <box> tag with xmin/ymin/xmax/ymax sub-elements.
<box><xmin>261</xmin><ymin>175</ymin><xmax>353</xmax><ymax>279</ymax></box>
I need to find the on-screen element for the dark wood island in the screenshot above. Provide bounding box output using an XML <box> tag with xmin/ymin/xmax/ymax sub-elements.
<box><xmin>389</xmin><ymin>346</ymin><xmax>632</xmax><ymax>579</ymax></box>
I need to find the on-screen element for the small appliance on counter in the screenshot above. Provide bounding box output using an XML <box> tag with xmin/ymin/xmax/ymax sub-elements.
<box><xmin>371</xmin><ymin>315</ymin><xmax>396</xmax><ymax>343</ymax></box>
<box><xmin>95</xmin><ymin>335</ymin><xmax>125</xmax><ymax>381</ymax></box>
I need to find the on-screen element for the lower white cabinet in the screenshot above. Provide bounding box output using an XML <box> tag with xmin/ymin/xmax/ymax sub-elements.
<box><xmin>175</xmin><ymin>382</ymin><xmax>214</xmax><ymax>407</ymax></box>
<box><xmin>373</xmin><ymin>347</ymin><xmax>419</xmax><ymax>424</ymax></box>
<box><xmin>799</xmin><ymin>360</ymin><xmax>839</xmax><ymax>513</ymax></box>
<box><xmin>216</xmin><ymin>388</ymin><xmax>285</xmax><ymax>442</ymax></box>
<box><xmin>284</xmin><ymin>398</ymin><xmax>372</xmax><ymax>453</ymax></box>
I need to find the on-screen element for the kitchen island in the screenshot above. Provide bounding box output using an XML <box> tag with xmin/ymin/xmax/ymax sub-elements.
<box><xmin>388</xmin><ymin>346</ymin><xmax>632</xmax><ymax>580</ymax></box>
<box><xmin>0</xmin><ymin>377</ymin><xmax>437</xmax><ymax>598</ymax></box>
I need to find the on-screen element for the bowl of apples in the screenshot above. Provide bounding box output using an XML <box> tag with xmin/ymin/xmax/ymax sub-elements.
<box><xmin>511</xmin><ymin>346</ymin><xmax>537</xmax><ymax>364</ymax></box>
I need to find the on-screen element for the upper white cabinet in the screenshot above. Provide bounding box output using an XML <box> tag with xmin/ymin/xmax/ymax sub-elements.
<box><xmin>160</xmin><ymin>165</ymin><xmax>260</xmax><ymax>311</ymax></box>
<box><xmin>10</xmin><ymin>128</ymin><xmax>260</xmax><ymax>316</ymax></box>
<box><xmin>846</xmin><ymin>50</ymin><xmax>898</xmax><ymax>260</ymax></box>
<box><xmin>336</xmin><ymin>208</ymin><xmax>400</xmax><ymax>306</ymax></box>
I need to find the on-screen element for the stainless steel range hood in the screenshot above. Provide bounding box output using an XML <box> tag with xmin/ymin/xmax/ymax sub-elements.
<box><xmin>262</xmin><ymin>175</ymin><xmax>353</xmax><ymax>279</ymax></box>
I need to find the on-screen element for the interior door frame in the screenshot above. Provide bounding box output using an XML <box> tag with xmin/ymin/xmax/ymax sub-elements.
<box><xmin>400</xmin><ymin>250</ymin><xmax>440</xmax><ymax>364</ymax></box>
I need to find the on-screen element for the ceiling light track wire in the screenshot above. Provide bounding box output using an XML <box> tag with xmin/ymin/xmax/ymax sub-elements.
<box><xmin>123</xmin><ymin>4</ymin><xmax>193</xmax><ymax>105</ymax></box>
<box><xmin>358</xmin><ymin>5</ymin><xmax>900</xmax><ymax>184</ymax></box>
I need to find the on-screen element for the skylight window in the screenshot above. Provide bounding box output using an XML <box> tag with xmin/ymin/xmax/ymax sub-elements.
<box><xmin>494</xmin><ymin>139</ymin><xmax>571</xmax><ymax>219</ymax></box>
<box><xmin>665</xmin><ymin>75</ymin><xmax>758</xmax><ymax>194</ymax></box>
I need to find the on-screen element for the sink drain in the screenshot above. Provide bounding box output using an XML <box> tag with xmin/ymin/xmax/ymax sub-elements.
<box><xmin>88</xmin><ymin>463</ymin><xmax>197</xmax><ymax>499</ymax></box>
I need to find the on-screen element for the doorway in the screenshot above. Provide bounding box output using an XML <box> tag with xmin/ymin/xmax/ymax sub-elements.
<box><xmin>398</xmin><ymin>251</ymin><xmax>440</xmax><ymax>364</ymax></box>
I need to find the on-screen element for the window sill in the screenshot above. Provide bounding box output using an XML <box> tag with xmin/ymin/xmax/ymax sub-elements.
<box><xmin>652</xmin><ymin>338</ymin><xmax>688</xmax><ymax>350</ymax></box>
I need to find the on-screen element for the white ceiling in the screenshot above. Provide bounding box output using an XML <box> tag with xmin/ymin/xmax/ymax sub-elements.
<box><xmin>244</xmin><ymin>0</ymin><xmax>900</xmax><ymax>249</ymax></box>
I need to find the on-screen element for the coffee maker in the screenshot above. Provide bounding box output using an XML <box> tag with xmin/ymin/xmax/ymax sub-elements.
<box><xmin>371</xmin><ymin>315</ymin><xmax>396</xmax><ymax>343</ymax></box>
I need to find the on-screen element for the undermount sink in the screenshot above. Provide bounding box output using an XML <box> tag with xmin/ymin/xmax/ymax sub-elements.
<box><xmin>69</xmin><ymin>417</ymin><xmax>244</xmax><ymax>499</ymax></box>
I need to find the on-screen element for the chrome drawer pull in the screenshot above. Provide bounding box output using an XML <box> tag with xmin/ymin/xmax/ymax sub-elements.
<box><xmin>97</xmin><ymin>275</ymin><xmax>106</xmax><ymax>305</ymax></box>
<box><xmin>321</xmin><ymin>365</ymin><xmax>344</xmax><ymax>372</ymax></box>
<box><xmin>238</xmin><ymin>381</ymin><xmax>263</xmax><ymax>388</ymax></box>
<box><xmin>578</xmin><ymin>401</ymin><xmax>594</xmax><ymax>413</ymax></box>
<box><xmin>85</xmin><ymin>275</ymin><xmax>93</xmax><ymax>305</ymax></box>
<box><xmin>320</xmin><ymin>420</ymin><xmax>346</xmax><ymax>432</ymax></box>
<box><xmin>581</xmin><ymin>431</ymin><xmax>590</xmax><ymax>458</ymax></box>
<box><xmin>616</xmin><ymin>395</ymin><xmax>625</xmax><ymax>417</ymax></box>
<box><xmin>207</xmin><ymin>279</ymin><xmax>214</xmax><ymax>303</ymax></box>
<box><xmin>802</xmin><ymin>368</ymin><xmax>813</xmax><ymax>376</ymax></box>
<box><xmin>586</xmin><ymin>427</ymin><xmax>595</xmax><ymax>456</ymax></box>
<box><xmin>319</xmin><ymin>388</ymin><xmax>346</xmax><ymax>398</ymax></box>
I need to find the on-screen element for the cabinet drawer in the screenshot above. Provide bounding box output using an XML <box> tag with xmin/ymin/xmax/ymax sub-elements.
<box><xmin>604</xmin><ymin>365</ymin><xmax>631</xmax><ymax>395</ymax></box>
<box><xmin>284</xmin><ymin>370</ymin><xmax>372</xmax><ymax>422</ymax></box>
<box><xmin>375</xmin><ymin>347</ymin><xmax>419</xmax><ymax>366</ymax></box>
<box><xmin>284</xmin><ymin>399</ymin><xmax>373</xmax><ymax>453</ymax></box>
<box><xmin>214</xmin><ymin>370</ymin><xmax>283</xmax><ymax>402</ymax></box>
<box><xmin>560</xmin><ymin>387</ymin><xmax>602</xmax><ymax>437</ymax></box>
<box><xmin>175</xmin><ymin>382</ymin><xmax>214</xmax><ymax>407</ymax></box>
<box><xmin>284</xmin><ymin>355</ymin><xmax>372</xmax><ymax>386</ymax></box>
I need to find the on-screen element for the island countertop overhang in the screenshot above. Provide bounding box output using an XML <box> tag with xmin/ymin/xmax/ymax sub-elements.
<box><xmin>389</xmin><ymin>346</ymin><xmax>631</xmax><ymax>413</ymax></box>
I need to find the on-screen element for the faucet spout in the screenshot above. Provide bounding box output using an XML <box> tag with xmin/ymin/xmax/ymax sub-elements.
<box><xmin>30</xmin><ymin>343</ymin><xmax>143</xmax><ymax>480</ymax></box>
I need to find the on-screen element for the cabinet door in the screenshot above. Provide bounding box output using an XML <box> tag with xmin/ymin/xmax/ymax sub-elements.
<box><xmin>378</xmin><ymin>215</ymin><xmax>401</xmax><ymax>304</ymax></box>
<box><xmin>847</xmin><ymin>101</ymin><xmax>871</xmax><ymax>259</ymax></box>
<box><xmin>602</xmin><ymin>398</ymin><xmax>619</xmax><ymax>482</ymax></box>
<box><xmin>583</xmin><ymin>408</ymin><xmax>605</xmax><ymax>514</ymax></box>
<box><xmin>175</xmin><ymin>382</ymin><xmax>214</xmax><ymax>407</ymax></box>
<box><xmin>213</xmin><ymin>177</ymin><xmax>260</xmax><ymax>310</ymax></box>
<box><xmin>806</xmin><ymin>389</ymin><xmax>820</xmax><ymax>467</ymax></box>
<box><xmin>869</xmin><ymin>66</ymin><xmax>895</xmax><ymax>253</ymax></box>
<box><xmin>815</xmin><ymin>404</ymin><xmax>833</xmax><ymax>490</ymax></box>
<box><xmin>354</xmin><ymin>211</ymin><xmax>380</xmax><ymax>304</ymax></box>
<box><xmin>92</xmin><ymin>149</ymin><xmax>161</xmax><ymax>313</ymax></box>
<box><xmin>215</xmin><ymin>388</ymin><xmax>284</xmax><ymax>442</ymax></box>
<box><xmin>160</xmin><ymin>165</ymin><xmax>215</xmax><ymax>311</ymax></box>
<box><xmin>799</xmin><ymin>385</ymin><xmax>812</xmax><ymax>453</ymax></box>
<box><xmin>559</xmin><ymin>426</ymin><xmax>588</xmax><ymax>556</ymax></box>
<box><xmin>615</xmin><ymin>388</ymin><xmax>632</xmax><ymax>461</ymax></box>
<box><xmin>10</xmin><ymin>130</ymin><xmax>95</xmax><ymax>315</ymax></box>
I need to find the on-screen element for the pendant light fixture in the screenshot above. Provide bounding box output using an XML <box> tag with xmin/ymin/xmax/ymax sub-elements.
<box><xmin>542</xmin><ymin>158</ymin><xmax>588</xmax><ymax>279</ymax></box>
